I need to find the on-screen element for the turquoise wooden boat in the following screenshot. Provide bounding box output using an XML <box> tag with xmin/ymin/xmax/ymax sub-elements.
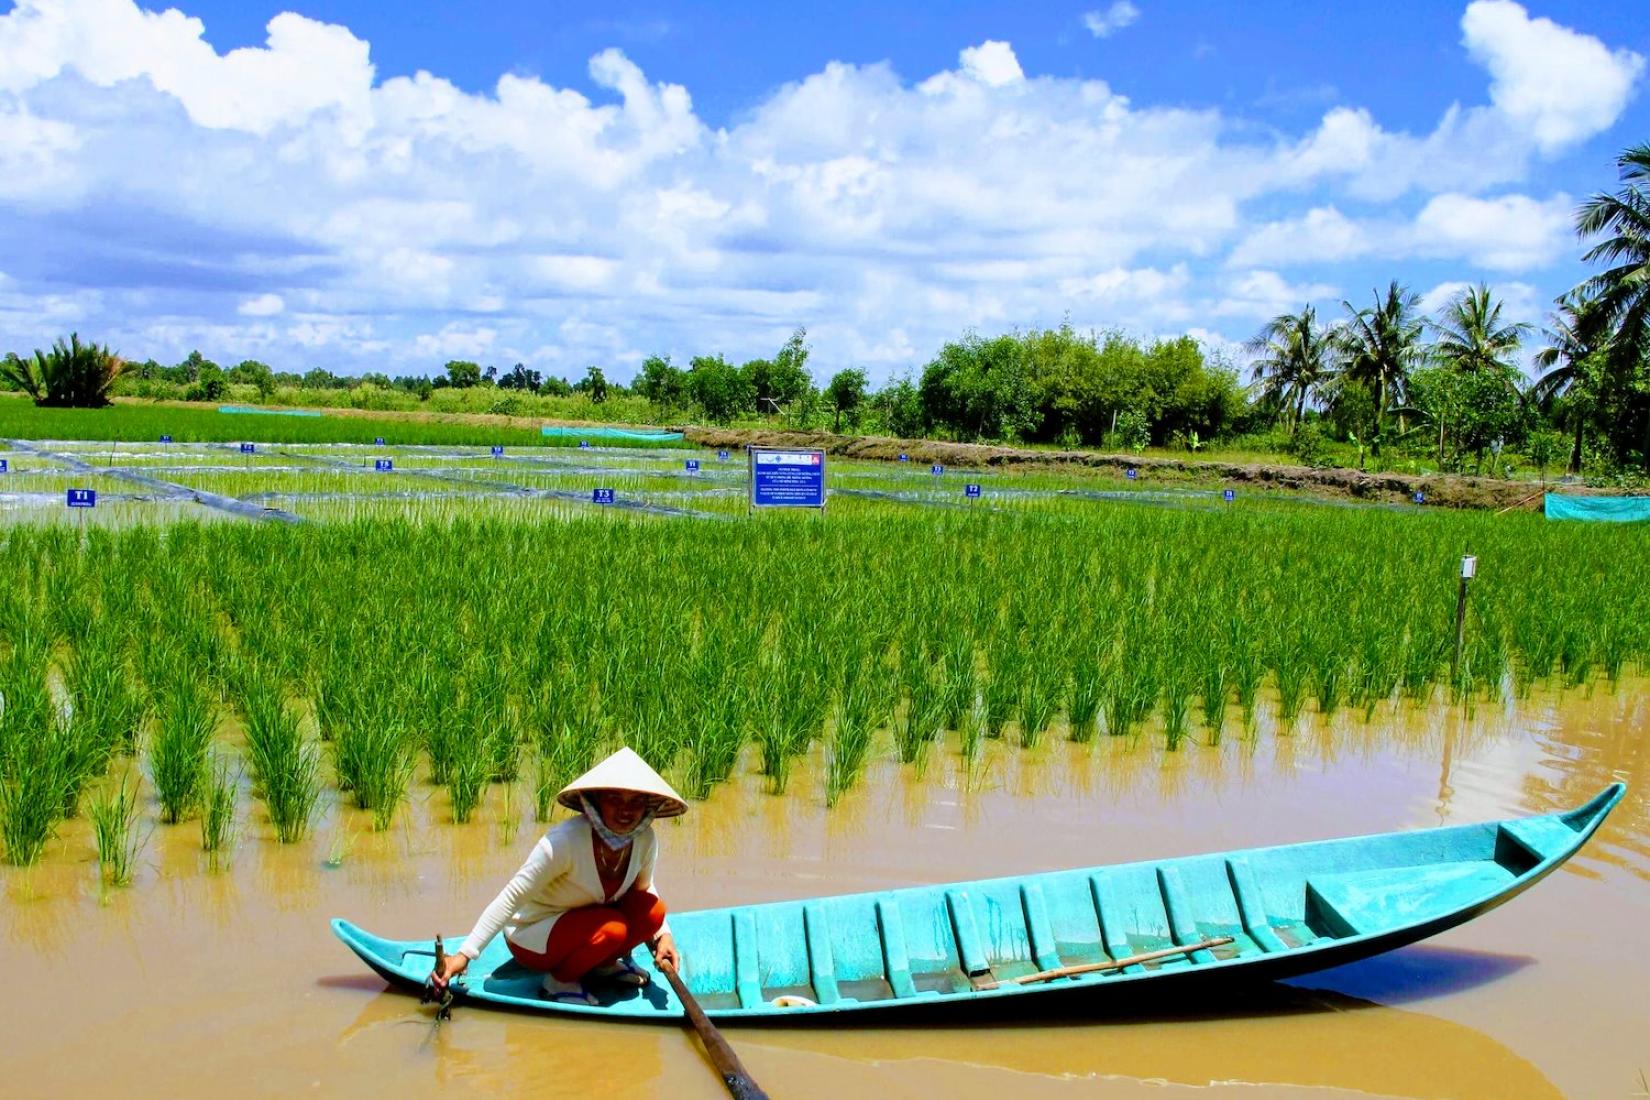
<box><xmin>332</xmin><ymin>783</ymin><xmax>1623</xmax><ymax>1020</ymax></box>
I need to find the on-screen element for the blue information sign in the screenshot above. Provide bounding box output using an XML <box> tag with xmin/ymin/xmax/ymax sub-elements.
<box><xmin>1223</xmin><ymin>488</ymin><xmax>1235</xmax><ymax>503</ymax></box>
<box><xmin>898</xmin><ymin>453</ymin><xmax>909</xmax><ymax>462</ymax></box>
<box><xmin>160</xmin><ymin>434</ymin><xmax>173</xmax><ymax>444</ymax></box>
<box><xmin>750</xmin><ymin>448</ymin><xmax>826</xmax><ymax>509</ymax></box>
<box><xmin>717</xmin><ymin>450</ymin><xmax>730</xmax><ymax>461</ymax></box>
<box><xmin>240</xmin><ymin>442</ymin><xmax>255</xmax><ymax>454</ymax></box>
<box><xmin>931</xmin><ymin>464</ymin><xmax>944</xmax><ymax>476</ymax></box>
<box><xmin>965</xmin><ymin>483</ymin><xmax>982</xmax><ymax>499</ymax></box>
<box><xmin>0</xmin><ymin>458</ymin><xmax>8</xmax><ymax>473</ymax></box>
<box><xmin>579</xmin><ymin>441</ymin><xmax>590</xmax><ymax>449</ymax></box>
<box><xmin>1414</xmin><ymin>491</ymin><xmax>1425</xmax><ymax>505</ymax></box>
<box><xmin>375</xmin><ymin>459</ymin><xmax>393</xmax><ymax>472</ymax></box>
<box><xmin>374</xmin><ymin>437</ymin><xmax>385</xmax><ymax>446</ymax></box>
<box><xmin>491</xmin><ymin>445</ymin><xmax>504</xmax><ymax>457</ymax></box>
<box><xmin>592</xmin><ymin>488</ymin><xmax>615</xmax><ymax>505</ymax></box>
<box><xmin>685</xmin><ymin>459</ymin><xmax>700</xmax><ymax>473</ymax></box>
<box><xmin>67</xmin><ymin>488</ymin><xmax>96</xmax><ymax>508</ymax></box>
<box><xmin>1126</xmin><ymin>468</ymin><xmax>1137</xmax><ymax>480</ymax></box>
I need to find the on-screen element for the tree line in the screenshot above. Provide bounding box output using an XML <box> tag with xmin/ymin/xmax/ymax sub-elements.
<box><xmin>5</xmin><ymin>141</ymin><xmax>1647</xmax><ymax>475</ymax></box>
<box><xmin>1247</xmin><ymin>141</ymin><xmax>1650</xmax><ymax>475</ymax></box>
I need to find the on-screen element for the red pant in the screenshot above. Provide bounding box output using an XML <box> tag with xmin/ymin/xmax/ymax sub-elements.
<box><xmin>507</xmin><ymin>890</ymin><xmax>666</xmax><ymax>982</ymax></box>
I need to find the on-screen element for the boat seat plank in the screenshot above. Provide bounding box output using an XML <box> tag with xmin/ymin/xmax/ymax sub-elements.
<box><xmin>1019</xmin><ymin>883</ymin><xmax>1062</xmax><ymax>971</ymax></box>
<box><xmin>1156</xmin><ymin>866</ymin><xmax>1216</xmax><ymax>964</ymax></box>
<box><xmin>732</xmin><ymin>910</ymin><xmax>762</xmax><ymax>1009</ymax></box>
<box><xmin>875</xmin><ymin>897</ymin><xmax>919</xmax><ymax>999</ymax></box>
<box><xmin>946</xmin><ymin>889</ymin><xmax>992</xmax><ymax>978</ymax></box>
<box><xmin>1087</xmin><ymin>874</ymin><xmax>1144</xmax><ymax>974</ymax></box>
<box><xmin>1225</xmin><ymin>858</ymin><xmax>1288</xmax><ymax>953</ymax></box>
<box><xmin>1498</xmin><ymin>818</ymin><xmax>1578</xmax><ymax>865</ymax></box>
<box><xmin>1305</xmin><ymin>862</ymin><xmax>1513</xmax><ymax>939</ymax></box>
<box><xmin>803</xmin><ymin>904</ymin><xmax>841</xmax><ymax>1005</ymax></box>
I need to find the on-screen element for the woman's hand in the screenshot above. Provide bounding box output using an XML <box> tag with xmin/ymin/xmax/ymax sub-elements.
<box><xmin>430</xmin><ymin>951</ymin><xmax>469</xmax><ymax>992</ymax></box>
<box><xmin>651</xmin><ymin>932</ymin><xmax>681</xmax><ymax>974</ymax></box>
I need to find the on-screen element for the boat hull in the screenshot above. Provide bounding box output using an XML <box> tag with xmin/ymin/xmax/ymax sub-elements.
<box><xmin>332</xmin><ymin>783</ymin><xmax>1623</xmax><ymax>1021</ymax></box>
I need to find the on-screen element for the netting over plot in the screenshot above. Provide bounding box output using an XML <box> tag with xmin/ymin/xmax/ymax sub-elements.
<box><xmin>1545</xmin><ymin>494</ymin><xmax>1650</xmax><ymax>523</ymax></box>
<box><xmin>540</xmin><ymin>426</ymin><xmax>684</xmax><ymax>442</ymax></box>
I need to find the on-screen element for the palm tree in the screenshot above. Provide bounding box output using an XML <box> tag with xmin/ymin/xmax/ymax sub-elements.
<box><xmin>1576</xmin><ymin>142</ymin><xmax>1650</xmax><ymax>357</ymax></box>
<box><xmin>0</xmin><ymin>334</ymin><xmax>125</xmax><ymax>408</ymax></box>
<box><xmin>1431</xmin><ymin>284</ymin><xmax>1529</xmax><ymax>377</ymax></box>
<box><xmin>1532</xmin><ymin>291</ymin><xmax>1610</xmax><ymax>474</ymax></box>
<box><xmin>1575</xmin><ymin>142</ymin><xmax>1650</xmax><ymax>469</ymax></box>
<box><xmin>1245</xmin><ymin>306</ymin><xmax>1335</xmax><ymax>434</ymax></box>
<box><xmin>1338</xmin><ymin>281</ymin><xmax>1426</xmax><ymax>463</ymax></box>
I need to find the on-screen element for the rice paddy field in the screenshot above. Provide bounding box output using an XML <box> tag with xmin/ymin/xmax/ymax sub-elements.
<box><xmin>2</xmin><ymin>428</ymin><xmax>1648</xmax><ymax>1098</ymax></box>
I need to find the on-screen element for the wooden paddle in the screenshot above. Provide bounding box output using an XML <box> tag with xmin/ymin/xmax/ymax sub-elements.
<box><xmin>1009</xmin><ymin>935</ymin><xmax>1235</xmax><ymax>985</ymax></box>
<box><xmin>657</xmin><ymin>959</ymin><xmax>770</xmax><ymax>1100</ymax></box>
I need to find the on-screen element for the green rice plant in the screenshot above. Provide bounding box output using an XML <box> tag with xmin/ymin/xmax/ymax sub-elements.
<box><xmin>200</xmin><ymin>755</ymin><xmax>238</xmax><ymax>868</ymax></box>
<box><xmin>826</xmin><ymin>663</ymin><xmax>881</xmax><ymax>805</ymax></box>
<box><xmin>67</xmin><ymin>636</ymin><xmax>146</xmax><ymax>758</ymax></box>
<box><xmin>1065</xmin><ymin>645</ymin><xmax>1103</xmax><ymax>743</ymax></box>
<box><xmin>1199</xmin><ymin>660</ymin><xmax>1229</xmax><ymax>744</ymax></box>
<box><xmin>1016</xmin><ymin>659</ymin><xmax>1060</xmax><ymax>749</ymax></box>
<box><xmin>981</xmin><ymin>646</ymin><xmax>1020</xmax><ymax>740</ymax></box>
<box><xmin>448</xmin><ymin>748</ymin><xmax>488</xmax><ymax>824</ymax></box>
<box><xmin>0</xmin><ymin>690</ymin><xmax>74</xmax><ymax>866</ymax></box>
<box><xmin>1161</xmin><ymin>665</ymin><xmax>1193</xmax><ymax>751</ymax></box>
<box><xmin>241</xmin><ymin>672</ymin><xmax>320</xmax><ymax>844</ymax></box>
<box><xmin>340</xmin><ymin>709</ymin><xmax>418</xmax><ymax>831</ymax></box>
<box><xmin>88</xmin><ymin>771</ymin><xmax>148</xmax><ymax>887</ymax></box>
<box><xmin>941</xmin><ymin>634</ymin><xmax>977</xmax><ymax>733</ymax></box>
<box><xmin>151</xmin><ymin>676</ymin><xmax>215</xmax><ymax>824</ymax></box>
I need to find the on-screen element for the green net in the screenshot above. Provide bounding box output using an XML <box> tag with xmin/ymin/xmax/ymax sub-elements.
<box><xmin>540</xmin><ymin>426</ymin><xmax>684</xmax><ymax>442</ymax></box>
<box><xmin>1544</xmin><ymin>494</ymin><xmax>1650</xmax><ymax>523</ymax></box>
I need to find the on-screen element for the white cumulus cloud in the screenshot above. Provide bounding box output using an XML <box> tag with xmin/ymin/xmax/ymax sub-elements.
<box><xmin>1083</xmin><ymin>2</ymin><xmax>1141</xmax><ymax>39</ymax></box>
<box><xmin>237</xmin><ymin>293</ymin><xmax>284</xmax><ymax>317</ymax></box>
<box><xmin>957</xmin><ymin>40</ymin><xmax>1024</xmax><ymax>87</ymax></box>
<box><xmin>1461</xmin><ymin>0</ymin><xmax>1645</xmax><ymax>153</ymax></box>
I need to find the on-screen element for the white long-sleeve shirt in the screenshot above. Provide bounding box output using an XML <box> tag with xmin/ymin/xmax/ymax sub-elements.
<box><xmin>459</xmin><ymin>815</ymin><xmax>669</xmax><ymax>960</ymax></box>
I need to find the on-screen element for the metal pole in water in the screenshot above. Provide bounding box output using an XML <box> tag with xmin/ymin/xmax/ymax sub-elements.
<box><xmin>1452</xmin><ymin>554</ymin><xmax>1476</xmax><ymax>682</ymax></box>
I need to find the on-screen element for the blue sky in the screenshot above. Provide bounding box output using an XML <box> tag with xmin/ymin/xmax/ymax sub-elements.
<box><xmin>0</xmin><ymin>0</ymin><xmax>1646</xmax><ymax>382</ymax></box>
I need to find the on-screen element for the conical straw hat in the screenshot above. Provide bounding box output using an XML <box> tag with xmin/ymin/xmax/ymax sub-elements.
<box><xmin>556</xmin><ymin>747</ymin><xmax>688</xmax><ymax>818</ymax></box>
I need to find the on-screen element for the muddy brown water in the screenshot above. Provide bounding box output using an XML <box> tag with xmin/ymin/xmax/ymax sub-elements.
<box><xmin>4</xmin><ymin>684</ymin><xmax>1647</xmax><ymax>1099</ymax></box>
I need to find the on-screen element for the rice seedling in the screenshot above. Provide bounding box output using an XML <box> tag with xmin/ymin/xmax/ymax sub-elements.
<box><xmin>151</xmin><ymin>676</ymin><xmax>215</xmax><ymax>824</ymax></box>
<box><xmin>200</xmin><ymin>755</ymin><xmax>238</xmax><ymax>867</ymax></box>
<box><xmin>240</xmin><ymin>670</ymin><xmax>321</xmax><ymax>843</ymax></box>
<box><xmin>448</xmin><ymin>749</ymin><xmax>488</xmax><ymax>824</ymax></box>
<box><xmin>88</xmin><ymin>771</ymin><xmax>148</xmax><ymax>887</ymax></box>
<box><xmin>0</xmin><ymin>681</ymin><xmax>75</xmax><ymax>866</ymax></box>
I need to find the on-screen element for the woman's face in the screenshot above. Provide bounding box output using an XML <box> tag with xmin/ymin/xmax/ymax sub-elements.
<box><xmin>592</xmin><ymin>790</ymin><xmax>652</xmax><ymax>834</ymax></box>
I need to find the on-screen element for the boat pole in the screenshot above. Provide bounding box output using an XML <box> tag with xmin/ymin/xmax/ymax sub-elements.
<box><xmin>1452</xmin><ymin>555</ymin><xmax>1476</xmax><ymax>684</ymax></box>
<box><xmin>658</xmin><ymin>960</ymin><xmax>770</xmax><ymax>1100</ymax></box>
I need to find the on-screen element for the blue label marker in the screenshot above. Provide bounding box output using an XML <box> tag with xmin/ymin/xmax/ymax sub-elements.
<box><xmin>898</xmin><ymin>453</ymin><xmax>909</xmax><ymax>462</ymax></box>
<box><xmin>240</xmin><ymin>443</ymin><xmax>255</xmax><ymax>454</ymax></box>
<box><xmin>1126</xmin><ymin>468</ymin><xmax>1137</xmax><ymax>480</ymax></box>
<box><xmin>965</xmin><ymin>483</ymin><xmax>981</xmax><ymax>499</ymax></box>
<box><xmin>374</xmin><ymin>437</ymin><xmax>385</xmax><ymax>446</ymax></box>
<box><xmin>579</xmin><ymin>441</ymin><xmax>590</xmax><ymax>449</ymax></box>
<box><xmin>717</xmin><ymin>450</ymin><xmax>730</xmax><ymax>461</ymax></box>
<box><xmin>1414</xmin><ymin>491</ymin><xmax>1425</xmax><ymax>505</ymax></box>
<box><xmin>1223</xmin><ymin>488</ymin><xmax>1235</xmax><ymax>503</ymax></box>
<box><xmin>685</xmin><ymin>459</ymin><xmax>700</xmax><ymax>473</ymax></box>
<box><xmin>0</xmin><ymin>459</ymin><xmax>8</xmax><ymax>473</ymax></box>
<box><xmin>491</xmin><ymin>445</ymin><xmax>504</xmax><ymax>457</ymax></box>
<box><xmin>67</xmin><ymin>488</ymin><xmax>96</xmax><ymax>508</ymax></box>
<box><xmin>592</xmin><ymin>487</ymin><xmax>615</xmax><ymax>504</ymax></box>
<box><xmin>375</xmin><ymin>459</ymin><xmax>393</xmax><ymax>472</ymax></box>
<box><xmin>160</xmin><ymin>435</ymin><xmax>173</xmax><ymax>444</ymax></box>
<box><xmin>931</xmin><ymin>464</ymin><xmax>944</xmax><ymax>476</ymax></box>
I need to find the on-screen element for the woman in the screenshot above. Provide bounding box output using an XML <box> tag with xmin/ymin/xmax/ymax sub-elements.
<box><xmin>429</xmin><ymin>747</ymin><xmax>687</xmax><ymax>1004</ymax></box>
